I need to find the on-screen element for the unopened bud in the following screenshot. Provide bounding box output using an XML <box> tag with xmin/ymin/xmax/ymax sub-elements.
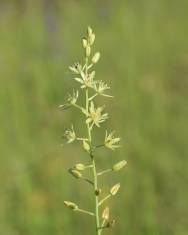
<box><xmin>102</xmin><ymin>207</ymin><xmax>110</xmax><ymax>220</ymax></box>
<box><xmin>112</xmin><ymin>160</ymin><xmax>127</xmax><ymax>172</ymax></box>
<box><xmin>86</xmin><ymin>46</ymin><xmax>91</xmax><ymax>57</ymax></box>
<box><xmin>110</xmin><ymin>183</ymin><xmax>120</xmax><ymax>196</ymax></box>
<box><xmin>83</xmin><ymin>140</ymin><xmax>90</xmax><ymax>152</ymax></box>
<box><xmin>89</xmin><ymin>33</ymin><xmax>95</xmax><ymax>45</ymax></box>
<box><xmin>64</xmin><ymin>201</ymin><xmax>78</xmax><ymax>210</ymax></box>
<box><xmin>92</xmin><ymin>52</ymin><xmax>100</xmax><ymax>64</ymax></box>
<box><xmin>69</xmin><ymin>169</ymin><xmax>82</xmax><ymax>179</ymax></box>
<box><xmin>82</xmin><ymin>38</ymin><xmax>87</xmax><ymax>48</ymax></box>
<box><xmin>87</xmin><ymin>26</ymin><xmax>92</xmax><ymax>36</ymax></box>
<box><xmin>75</xmin><ymin>163</ymin><xmax>85</xmax><ymax>171</ymax></box>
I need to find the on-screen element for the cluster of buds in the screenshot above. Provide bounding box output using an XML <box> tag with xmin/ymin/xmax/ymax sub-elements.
<box><xmin>82</xmin><ymin>27</ymin><xmax>96</xmax><ymax>57</ymax></box>
<box><xmin>61</xmin><ymin>27</ymin><xmax>127</xmax><ymax>235</ymax></box>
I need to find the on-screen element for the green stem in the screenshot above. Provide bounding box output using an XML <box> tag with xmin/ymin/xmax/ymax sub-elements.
<box><xmin>72</xmin><ymin>103</ymin><xmax>87</xmax><ymax>114</ymax></box>
<box><xmin>98</xmin><ymin>219</ymin><xmax>106</xmax><ymax>235</ymax></box>
<box><xmin>77</xmin><ymin>208</ymin><xmax>95</xmax><ymax>217</ymax></box>
<box><xmin>82</xmin><ymin>177</ymin><xmax>94</xmax><ymax>186</ymax></box>
<box><xmin>97</xmin><ymin>169</ymin><xmax>112</xmax><ymax>176</ymax></box>
<box><xmin>86</xmin><ymin>89</ymin><xmax>92</xmax><ymax>142</ymax></box>
<box><xmin>95</xmin><ymin>144</ymin><xmax>105</xmax><ymax>149</ymax></box>
<box><xmin>85</xmin><ymin>57</ymin><xmax>100</xmax><ymax>235</ymax></box>
<box><xmin>76</xmin><ymin>137</ymin><xmax>88</xmax><ymax>141</ymax></box>
<box><xmin>98</xmin><ymin>194</ymin><xmax>111</xmax><ymax>206</ymax></box>
<box><xmin>89</xmin><ymin>93</ymin><xmax>98</xmax><ymax>101</ymax></box>
<box><xmin>92</xmin><ymin>158</ymin><xmax>100</xmax><ymax>235</ymax></box>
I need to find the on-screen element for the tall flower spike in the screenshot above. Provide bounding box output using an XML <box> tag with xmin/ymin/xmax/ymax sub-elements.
<box><xmin>62</xmin><ymin>27</ymin><xmax>126</xmax><ymax>235</ymax></box>
<box><xmin>86</xmin><ymin>101</ymin><xmax>108</xmax><ymax>127</ymax></box>
<box><xmin>104</xmin><ymin>131</ymin><xmax>121</xmax><ymax>150</ymax></box>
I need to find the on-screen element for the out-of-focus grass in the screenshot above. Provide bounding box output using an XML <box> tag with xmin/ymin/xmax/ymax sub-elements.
<box><xmin>0</xmin><ymin>1</ymin><xmax>188</xmax><ymax>235</ymax></box>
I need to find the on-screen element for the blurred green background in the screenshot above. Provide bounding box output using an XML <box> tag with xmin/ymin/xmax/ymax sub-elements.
<box><xmin>0</xmin><ymin>0</ymin><xmax>188</xmax><ymax>235</ymax></box>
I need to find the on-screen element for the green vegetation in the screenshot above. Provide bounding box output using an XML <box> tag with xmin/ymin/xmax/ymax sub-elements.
<box><xmin>0</xmin><ymin>1</ymin><xmax>188</xmax><ymax>235</ymax></box>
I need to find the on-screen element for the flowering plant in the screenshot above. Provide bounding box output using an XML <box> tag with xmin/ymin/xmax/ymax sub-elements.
<box><xmin>61</xmin><ymin>27</ymin><xmax>127</xmax><ymax>235</ymax></box>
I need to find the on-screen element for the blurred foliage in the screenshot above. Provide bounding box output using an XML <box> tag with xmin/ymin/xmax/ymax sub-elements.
<box><xmin>0</xmin><ymin>0</ymin><xmax>188</xmax><ymax>235</ymax></box>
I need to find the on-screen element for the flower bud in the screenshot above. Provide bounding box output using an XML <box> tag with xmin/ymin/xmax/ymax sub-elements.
<box><xmin>82</xmin><ymin>38</ymin><xmax>87</xmax><ymax>48</ymax></box>
<box><xmin>87</xmin><ymin>26</ymin><xmax>92</xmax><ymax>37</ymax></box>
<box><xmin>86</xmin><ymin>46</ymin><xmax>91</xmax><ymax>57</ymax></box>
<box><xmin>92</xmin><ymin>52</ymin><xmax>100</xmax><ymax>64</ymax></box>
<box><xmin>102</xmin><ymin>207</ymin><xmax>110</xmax><ymax>220</ymax></box>
<box><xmin>64</xmin><ymin>201</ymin><xmax>78</xmax><ymax>210</ymax></box>
<box><xmin>69</xmin><ymin>169</ymin><xmax>82</xmax><ymax>179</ymax></box>
<box><xmin>112</xmin><ymin>160</ymin><xmax>127</xmax><ymax>172</ymax></box>
<box><xmin>110</xmin><ymin>183</ymin><xmax>120</xmax><ymax>196</ymax></box>
<box><xmin>89</xmin><ymin>33</ymin><xmax>95</xmax><ymax>45</ymax></box>
<box><xmin>75</xmin><ymin>163</ymin><xmax>85</xmax><ymax>171</ymax></box>
<box><xmin>83</xmin><ymin>140</ymin><xmax>90</xmax><ymax>152</ymax></box>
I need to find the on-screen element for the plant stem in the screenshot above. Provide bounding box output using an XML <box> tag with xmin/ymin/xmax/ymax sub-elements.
<box><xmin>92</xmin><ymin>158</ymin><xmax>100</xmax><ymax>235</ymax></box>
<box><xmin>98</xmin><ymin>194</ymin><xmax>111</xmax><ymax>206</ymax></box>
<box><xmin>82</xmin><ymin>177</ymin><xmax>94</xmax><ymax>186</ymax></box>
<box><xmin>85</xmin><ymin>58</ymin><xmax>100</xmax><ymax>235</ymax></box>
<box><xmin>76</xmin><ymin>137</ymin><xmax>88</xmax><ymax>141</ymax></box>
<box><xmin>98</xmin><ymin>219</ymin><xmax>106</xmax><ymax>235</ymax></box>
<box><xmin>86</xmin><ymin>91</ymin><xmax>100</xmax><ymax>234</ymax></box>
<box><xmin>77</xmin><ymin>208</ymin><xmax>95</xmax><ymax>217</ymax></box>
<box><xmin>89</xmin><ymin>93</ymin><xmax>98</xmax><ymax>101</ymax></box>
<box><xmin>97</xmin><ymin>169</ymin><xmax>112</xmax><ymax>176</ymax></box>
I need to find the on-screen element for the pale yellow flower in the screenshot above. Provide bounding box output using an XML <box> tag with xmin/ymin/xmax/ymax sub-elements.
<box><xmin>69</xmin><ymin>62</ymin><xmax>82</xmax><ymax>74</ymax></box>
<box><xmin>104</xmin><ymin>131</ymin><xmax>121</xmax><ymax>150</ymax></box>
<box><xmin>59</xmin><ymin>90</ymin><xmax>79</xmax><ymax>110</ymax></box>
<box><xmin>64</xmin><ymin>125</ymin><xmax>76</xmax><ymax>144</ymax></box>
<box><xmin>86</xmin><ymin>101</ymin><xmax>108</xmax><ymax>127</ymax></box>
<box><xmin>93</xmin><ymin>81</ymin><xmax>113</xmax><ymax>98</ymax></box>
<box><xmin>74</xmin><ymin>71</ymin><xmax>96</xmax><ymax>89</ymax></box>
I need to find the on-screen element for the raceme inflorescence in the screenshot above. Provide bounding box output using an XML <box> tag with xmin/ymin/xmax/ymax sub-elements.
<box><xmin>61</xmin><ymin>27</ymin><xmax>127</xmax><ymax>235</ymax></box>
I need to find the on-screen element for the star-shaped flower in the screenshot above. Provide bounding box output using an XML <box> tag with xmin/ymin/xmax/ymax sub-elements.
<box><xmin>59</xmin><ymin>90</ymin><xmax>79</xmax><ymax>110</ymax></box>
<box><xmin>74</xmin><ymin>71</ymin><xmax>96</xmax><ymax>89</ymax></box>
<box><xmin>63</xmin><ymin>125</ymin><xmax>76</xmax><ymax>144</ymax></box>
<box><xmin>86</xmin><ymin>101</ymin><xmax>108</xmax><ymax>127</ymax></box>
<box><xmin>67</xmin><ymin>90</ymin><xmax>79</xmax><ymax>105</ymax></box>
<box><xmin>93</xmin><ymin>81</ymin><xmax>113</xmax><ymax>97</ymax></box>
<box><xmin>104</xmin><ymin>131</ymin><xmax>121</xmax><ymax>150</ymax></box>
<box><xmin>69</xmin><ymin>62</ymin><xmax>82</xmax><ymax>74</ymax></box>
